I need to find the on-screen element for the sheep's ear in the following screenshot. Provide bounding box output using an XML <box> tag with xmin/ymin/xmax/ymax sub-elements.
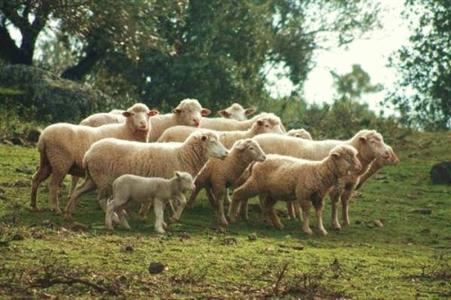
<box><xmin>172</xmin><ymin>108</ymin><xmax>182</xmax><ymax>114</ymax></box>
<box><xmin>148</xmin><ymin>110</ymin><xmax>159</xmax><ymax>116</ymax></box>
<box><xmin>257</xmin><ymin>120</ymin><xmax>264</xmax><ymax>126</ymax></box>
<box><xmin>201</xmin><ymin>108</ymin><xmax>212</xmax><ymax>116</ymax></box>
<box><xmin>235</xmin><ymin>141</ymin><xmax>246</xmax><ymax>150</ymax></box>
<box><xmin>359</xmin><ymin>136</ymin><xmax>367</xmax><ymax>143</ymax></box>
<box><xmin>122</xmin><ymin>111</ymin><xmax>133</xmax><ymax>117</ymax></box>
<box><xmin>201</xmin><ymin>135</ymin><xmax>208</xmax><ymax>141</ymax></box>
<box><xmin>218</xmin><ymin>110</ymin><xmax>231</xmax><ymax>118</ymax></box>
<box><xmin>245</xmin><ymin>107</ymin><xmax>257</xmax><ymax>116</ymax></box>
<box><xmin>175</xmin><ymin>171</ymin><xmax>181</xmax><ymax>178</ymax></box>
<box><xmin>331</xmin><ymin>151</ymin><xmax>341</xmax><ymax>159</ymax></box>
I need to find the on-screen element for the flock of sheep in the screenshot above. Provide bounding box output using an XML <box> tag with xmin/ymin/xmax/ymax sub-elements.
<box><xmin>30</xmin><ymin>99</ymin><xmax>399</xmax><ymax>236</ymax></box>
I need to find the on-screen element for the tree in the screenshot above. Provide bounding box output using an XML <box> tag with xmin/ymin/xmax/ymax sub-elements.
<box><xmin>331</xmin><ymin>64</ymin><xmax>383</xmax><ymax>101</ymax></box>
<box><xmin>388</xmin><ymin>0</ymin><xmax>451</xmax><ymax>129</ymax></box>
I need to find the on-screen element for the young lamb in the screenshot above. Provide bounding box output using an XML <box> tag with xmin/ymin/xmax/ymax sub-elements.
<box><xmin>200</xmin><ymin>112</ymin><xmax>287</xmax><ymax>132</ymax></box>
<box><xmin>148</xmin><ymin>98</ymin><xmax>211</xmax><ymax>141</ymax></box>
<box><xmin>80</xmin><ymin>109</ymin><xmax>126</xmax><ymax>127</ymax></box>
<box><xmin>187</xmin><ymin>139</ymin><xmax>266</xmax><ymax>229</ymax></box>
<box><xmin>157</xmin><ymin>114</ymin><xmax>284</xmax><ymax>148</ymax></box>
<box><xmin>250</xmin><ymin>130</ymin><xmax>391</xmax><ymax>229</ymax></box>
<box><xmin>355</xmin><ymin>145</ymin><xmax>399</xmax><ymax>190</ymax></box>
<box><xmin>64</xmin><ymin>130</ymin><xmax>229</xmax><ymax>218</ymax></box>
<box><xmin>31</xmin><ymin>103</ymin><xmax>159</xmax><ymax>213</ymax></box>
<box><xmin>287</xmin><ymin>128</ymin><xmax>312</xmax><ymax>140</ymax></box>
<box><xmin>229</xmin><ymin>145</ymin><xmax>362</xmax><ymax>236</ymax></box>
<box><xmin>217</xmin><ymin>103</ymin><xmax>257</xmax><ymax>121</ymax></box>
<box><xmin>106</xmin><ymin>171</ymin><xmax>195</xmax><ymax>233</ymax></box>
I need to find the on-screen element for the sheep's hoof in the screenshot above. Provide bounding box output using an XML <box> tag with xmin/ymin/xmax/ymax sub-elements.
<box><xmin>29</xmin><ymin>206</ymin><xmax>43</xmax><ymax>212</ymax></box>
<box><xmin>218</xmin><ymin>217</ymin><xmax>229</xmax><ymax>227</ymax></box>
<box><xmin>51</xmin><ymin>207</ymin><xmax>63</xmax><ymax>215</ymax></box>
<box><xmin>162</xmin><ymin>222</ymin><xmax>168</xmax><ymax>230</ymax></box>
<box><xmin>217</xmin><ymin>225</ymin><xmax>227</xmax><ymax>233</ymax></box>
<box><xmin>155</xmin><ymin>228</ymin><xmax>166</xmax><ymax>234</ymax></box>
<box><xmin>303</xmin><ymin>228</ymin><xmax>313</xmax><ymax>235</ymax></box>
<box><xmin>273</xmin><ymin>223</ymin><xmax>284</xmax><ymax>230</ymax></box>
<box><xmin>342</xmin><ymin>220</ymin><xmax>350</xmax><ymax>227</ymax></box>
<box><xmin>318</xmin><ymin>229</ymin><xmax>328</xmax><ymax>236</ymax></box>
<box><xmin>332</xmin><ymin>223</ymin><xmax>342</xmax><ymax>230</ymax></box>
<box><xmin>63</xmin><ymin>213</ymin><xmax>73</xmax><ymax>221</ymax></box>
<box><xmin>168</xmin><ymin>217</ymin><xmax>178</xmax><ymax>224</ymax></box>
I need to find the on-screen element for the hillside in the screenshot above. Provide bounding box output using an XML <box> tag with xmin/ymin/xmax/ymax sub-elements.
<box><xmin>0</xmin><ymin>131</ymin><xmax>450</xmax><ymax>298</ymax></box>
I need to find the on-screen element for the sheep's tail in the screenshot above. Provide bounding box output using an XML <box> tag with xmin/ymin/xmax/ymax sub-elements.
<box><xmin>233</xmin><ymin>162</ymin><xmax>256</xmax><ymax>188</ymax></box>
<box><xmin>36</xmin><ymin>135</ymin><xmax>50</xmax><ymax>170</ymax></box>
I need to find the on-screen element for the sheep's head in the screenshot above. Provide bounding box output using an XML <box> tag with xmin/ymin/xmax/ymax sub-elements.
<box><xmin>382</xmin><ymin>145</ymin><xmax>399</xmax><ymax>165</ymax></box>
<box><xmin>234</xmin><ymin>139</ymin><xmax>266</xmax><ymax>162</ymax></box>
<box><xmin>188</xmin><ymin>130</ymin><xmax>229</xmax><ymax>160</ymax></box>
<box><xmin>353</xmin><ymin>130</ymin><xmax>390</xmax><ymax>162</ymax></box>
<box><xmin>123</xmin><ymin>103</ymin><xmax>159</xmax><ymax>132</ymax></box>
<box><xmin>217</xmin><ymin>103</ymin><xmax>257</xmax><ymax>121</ymax></box>
<box><xmin>287</xmin><ymin>128</ymin><xmax>312</xmax><ymax>140</ymax></box>
<box><xmin>329</xmin><ymin>145</ymin><xmax>362</xmax><ymax>177</ymax></box>
<box><xmin>172</xmin><ymin>98</ymin><xmax>211</xmax><ymax>127</ymax></box>
<box><xmin>174</xmin><ymin>171</ymin><xmax>195</xmax><ymax>192</ymax></box>
<box><xmin>252</xmin><ymin>114</ymin><xmax>285</xmax><ymax>135</ymax></box>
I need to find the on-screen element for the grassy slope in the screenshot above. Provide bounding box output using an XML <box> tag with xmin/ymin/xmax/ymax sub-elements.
<box><xmin>0</xmin><ymin>132</ymin><xmax>450</xmax><ymax>298</ymax></box>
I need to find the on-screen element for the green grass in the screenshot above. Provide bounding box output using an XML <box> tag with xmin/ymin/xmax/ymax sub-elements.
<box><xmin>0</xmin><ymin>132</ymin><xmax>450</xmax><ymax>298</ymax></box>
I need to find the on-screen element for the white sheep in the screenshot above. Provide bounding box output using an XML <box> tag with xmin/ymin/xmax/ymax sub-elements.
<box><xmin>31</xmin><ymin>103</ymin><xmax>158</xmax><ymax>214</ymax></box>
<box><xmin>64</xmin><ymin>130</ymin><xmax>229</xmax><ymax>218</ymax></box>
<box><xmin>106</xmin><ymin>171</ymin><xmax>195</xmax><ymax>233</ymax></box>
<box><xmin>251</xmin><ymin>130</ymin><xmax>391</xmax><ymax>229</ymax></box>
<box><xmin>200</xmin><ymin>112</ymin><xmax>287</xmax><ymax>132</ymax></box>
<box><xmin>217</xmin><ymin>103</ymin><xmax>257</xmax><ymax>121</ymax></box>
<box><xmin>80</xmin><ymin>109</ymin><xmax>126</xmax><ymax>127</ymax></box>
<box><xmin>148</xmin><ymin>98</ymin><xmax>211</xmax><ymax>141</ymax></box>
<box><xmin>286</xmin><ymin>128</ymin><xmax>312</xmax><ymax>140</ymax></box>
<box><xmin>229</xmin><ymin>145</ymin><xmax>362</xmax><ymax>236</ymax></box>
<box><xmin>187</xmin><ymin>139</ymin><xmax>266</xmax><ymax>229</ymax></box>
<box><xmin>158</xmin><ymin>114</ymin><xmax>284</xmax><ymax>148</ymax></box>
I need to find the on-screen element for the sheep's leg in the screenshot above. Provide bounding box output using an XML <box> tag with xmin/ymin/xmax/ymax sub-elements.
<box><xmin>153</xmin><ymin>198</ymin><xmax>166</xmax><ymax>234</ymax></box>
<box><xmin>329</xmin><ymin>188</ymin><xmax>341</xmax><ymax>230</ymax></box>
<box><xmin>341</xmin><ymin>183</ymin><xmax>355</xmax><ymax>227</ymax></box>
<box><xmin>239</xmin><ymin>197</ymin><xmax>249</xmax><ymax>221</ymax></box>
<box><xmin>68</xmin><ymin>176</ymin><xmax>80</xmax><ymax>199</ymax></box>
<box><xmin>48</xmin><ymin>171</ymin><xmax>66</xmax><ymax>214</ymax></box>
<box><xmin>212</xmin><ymin>188</ymin><xmax>228</xmax><ymax>228</ymax></box>
<box><xmin>300</xmin><ymin>200</ymin><xmax>313</xmax><ymax>235</ymax></box>
<box><xmin>287</xmin><ymin>202</ymin><xmax>295</xmax><ymax>220</ymax></box>
<box><xmin>229</xmin><ymin>177</ymin><xmax>258</xmax><ymax>223</ymax></box>
<box><xmin>311</xmin><ymin>192</ymin><xmax>327</xmax><ymax>236</ymax></box>
<box><xmin>105</xmin><ymin>198</ymin><xmax>116</xmax><ymax>230</ymax></box>
<box><xmin>117</xmin><ymin>207</ymin><xmax>131</xmax><ymax>230</ymax></box>
<box><xmin>170</xmin><ymin>194</ymin><xmax>187</xmax><ymax>223</ymax></box>
<box><xmin>187</xmin><ymin>185</ymin><xmax>201</xmax><ymax>209</ymax></box>
<box><xmin>139</xmin><ymin>202</ymin><xmax>152</xmax><ymax>219</ymax></box>
<box><xmin>259</xmin><ymin>195</ymin><xmax>272</xmax><ymax>225</ymax></box>
<box><xmin>64</xmin><ymin>178</ymin><xmax>96</xmax><ymax>218</ymax></box>
<box><xmin>30</xmin><ymin>156</ymin><xmax>51</xmax><ymax>210</ymax></box>
<box><xmin>225</xmin><ymin>188</ymin><xmax>232</xmax><ymax>205</ymax></box>
<box><xmin>294</xmin><ymin>201</ymin><xmax>303</xmax><ymax>221</ymax></box>
<box><xmin>266</xmin><ymin>196</ymin><xmax>284</xmax><ymax>229</ymax></box>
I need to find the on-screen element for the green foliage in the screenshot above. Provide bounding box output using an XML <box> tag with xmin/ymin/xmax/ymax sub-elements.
<box><xmin>388</xmin><ymin>0</ymin><xmax>451</xmax><ymax>129</ymax></box>
<box><xmin>0</xmin><ymin>64</ymin><xmax>113</xmax><ymax>123</ymax></box>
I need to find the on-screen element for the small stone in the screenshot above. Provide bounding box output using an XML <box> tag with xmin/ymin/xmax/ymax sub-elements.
<box><xmin>179</xmin><ymin>232</ymin><xmax>191</xmax><ymax>241</ymax></box>
<box><xmin>292</xmin><ymin>244</ymin><xmax>305</xmax><ymax>251</ymax></box>
<box><xmin>221</xmin><ymin>237</ymin><xmax>238</xmax><ymax>245</ymax></box>
<box><xmin>373</xmin><ymin>219</ymin><xmax>384</xmax><ymax>227</ymax></box>
<box><xmin>122</xmin><ymin>244</ymin><xmax>134</xmax><ymax>252</ymax></box>
<box><xmin>148</xmin><ymin>262</ymin><xmax>165</xmax><ymax>274</ymax></box>
<box><xmin>248</xmin><ymin>233</ymin><xmax>257</xmax><ymax>241</ymax></box>
<box><xmin>411</xmin><ymin>208</ymin><xmax>432</xmax><ymax>215</ymax></box>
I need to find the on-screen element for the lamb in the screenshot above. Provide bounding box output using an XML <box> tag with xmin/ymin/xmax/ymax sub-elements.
<box><xmin>250</xmin><ymin>130</ymin><xmax>391</xmax><ymax>229</ymax></box>
<box><xmin>287</xmin><ymin>128</ymin><xmax>312</xmax><ymax>140</ymax></box>
<box><xmin>355</xmin><ymin>145</ymin><xmax>399</xmax><ymax>190</ymax></box>
<box><xmin>106</xmin><ymin>171</ymin><xmax>195</xmax><ymax>233</ymax></box>
<box><xmin>64</xmin><ymin>130</ymin><xmax>229</xmax><ymax>218</ymax></box>
<box><xmin>80</xmin><ymin>109</ymin><xmax>126</xmax><ymax>127</ymax></box>
<box><xmin>217</xmin><ymin>103</ymin><xmax>257</xmax><ymax>121</ymax></box>
<box><xmin>31</xmin><ymin>103</ymin><xmax>159</xmax><ymax>213</ymax></box>
<box><xmin>229</xmin><ymin>145</ymin><xmax>362</xmax><ymax>235</ymax></box>
<box><xmin>148</xmin><ymin>98</ymin><xmax>212</xmax><ymax>141</ymax></box>
<box><xmin>158</xmin><ymin>114</ymin><xmax>285</xmax><ymax>148</ymax></box>
<box><xmin>200</xmin><ymin>112</ymin><xmax>286</xmax><ymax>132</ymax></box>
<box><xmin>187</xmin><ymin>139</ymin><xmax>266</xmax><ymax>229</ymax></box>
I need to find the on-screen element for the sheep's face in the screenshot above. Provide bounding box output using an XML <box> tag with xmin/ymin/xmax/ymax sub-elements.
<box><xmin>172</xmin><ymin>98</ymin><xmax>211</xmax><ymax>127</ymax></box>
<box><xmin>330</xmin><ymin>145</ymin><xmax>362</xmax><ymax>176</ymax></box>
<box><xmin>175</xmin><ymin>171</ymin><xmax>195</xmax><ymax>192</ymax></box>
<box><xmin>357</xmin><ymin>130</ymin><xmax>390</xmax><ymax>161</ymax></box>
<box><xmin>123</xmin><ymin>103</ymin><xmax>159</xmax><ymax>131</ymax></box>
<box><xmin>253</xmin><ymin>116</ymin><xmax>285</xmax><ymax>135</ymax></box>
<box><xmin>382</xmin><ymin>145</ymin><xmax>399</xmax><ymax>165</ymax></box>
<box><xmin>196</xmin><ymin>131</ymin><xmax>228</xmax><ymax>159</ymax></box>
<box><xmin>287</xmin><ymin>129</ymin><xmax>312</xmax><ymax>140</ymax></box>
<box><xmin>218</xmin><ymin>103</ymin><xmax>256</xmax><ymax>121</ymax></box>
<box><xmin>235</xmin><ymin>139</ymin><xmax>266</xmax><ymax>162</ymax></box>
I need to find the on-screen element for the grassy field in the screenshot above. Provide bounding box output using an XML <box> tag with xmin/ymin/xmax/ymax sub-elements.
<box><xmin>0</xmin><ymin>131</ymin><xmax>450</xmax><ymax>298</ymax></box>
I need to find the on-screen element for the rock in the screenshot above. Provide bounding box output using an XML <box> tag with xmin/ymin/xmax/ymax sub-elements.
<box><xmin>10</xmin><ymin>137</ymin><xmax>24</xmax><ymax>146</ymax></box>
<box><xmin>11</xmin><ymin>233</ymin><xmax>24</xmax><ymax>241</ymax></box>
<box><xmin>221</xmin><ymin>237</ymin><xmax>238</xmax><ymax>245</ymax></box>
<box><xmin>248</xmin><ymin>233</ymin><xmax>257</xmax><ymax>241</ymax></box>
<box><xmin>373</xmin><ymin>219</ymin><xmax>384</xmax><ymax>227</ymax></box>
<box><xmin>411</xmin><ymin>208</ymin><xmax>432</xmax><ymax>215</ymax></box>
<box><xmin>292</xmin><ymin>243</ymin><xmax>305</xmax><ymax>251</ymax></box>
<box><xmin>179</xmin><ymin>232</ymin><xmax>191</xmax><ymax>241</ymax></box>
<box><xmin>430</xmin><ymin>161</ymin><xmax>451</xmax><ymax>184</ymax></box>
<box><xmin>122</xmin><ymin>243</ymin><xmax>134</xmax><ymax>252</ymax></box>
<box><xmin>26</xmin><ymin>128</ymin><xmax>42</xmax><ymax>143</ymax></box>
<box><xmin>148</xmin><ymin>262</ymin><xmax>165</xmax><ymax>274</ymax></box>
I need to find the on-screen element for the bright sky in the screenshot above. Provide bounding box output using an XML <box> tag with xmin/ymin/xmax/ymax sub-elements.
<box><xmin>268</xmin><ymin>0</ymin><xmax>411</xmax><ymax>115</ymax></box>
